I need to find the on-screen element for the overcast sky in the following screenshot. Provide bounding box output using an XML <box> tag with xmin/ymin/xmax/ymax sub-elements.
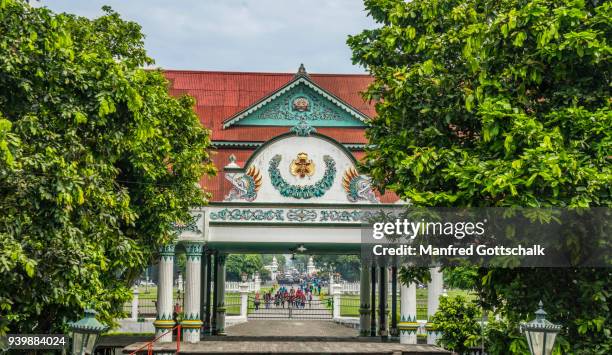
<box><xmin>39</xmin><ymin>0</ymin><xmax>377</xmax><ymax>74</ymax></box>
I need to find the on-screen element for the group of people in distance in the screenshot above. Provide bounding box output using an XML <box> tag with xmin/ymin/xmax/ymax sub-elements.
<box><xmin>253</xmin><ymin>281</ymin><xmax>321</xmax><ymax>310</ymax></box>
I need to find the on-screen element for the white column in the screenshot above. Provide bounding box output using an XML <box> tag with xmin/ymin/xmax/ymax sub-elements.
<box><xmin>182</xmin><ymin>242</ymin><xmax>204</xmax><ymax>343</ymax></box>
<box><xmin>154</xmin><ymin>244</ymin><xmax>175</xmax><ymax>342</ymax></box>
<box><xmin>239</xmin><ymin>281</ymin><xmax>249</xmax><ymax>319</ymax></box>
<box><xmin>399</xmin><ymin>282</ymin><xmax>417</xmax><ymax>344</ymax></box>
<box><xmin>131</xmin><ymin>287</ymin><xmax>139</xmax><ymax>320</ymax></box>
<box><xmin>427</xmin><ymin>267</ymin><xmax>443</xmax><ymax>344</ymax></box>
<box><xmin>359</xmin><ymin>265</ymin><xmax>371</xmax><ymax>336</ymax></box>
<box><xmin>332</xmin><ymin>284</ymin><xmax>342</xmax><ymax>319</ymax></box>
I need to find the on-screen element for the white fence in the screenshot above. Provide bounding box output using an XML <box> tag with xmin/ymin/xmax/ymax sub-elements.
<box><xmin>225</xmin><ymin>281</ymin><xmax>260</xmax><ymax>292</ymax></box>
<box><xmin>337</xmin><ymin>281</ymin><xmax>396</xmax><ymax>294</ymax></box>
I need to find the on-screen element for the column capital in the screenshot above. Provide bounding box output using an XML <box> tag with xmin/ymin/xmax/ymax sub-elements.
<box><xmin>184</xmin><ymin>241</ymin><xmax>204</xmax><ymax>260</ymax></box>
<box><xmin>159</xmin><ymin>243</ymin><xmax>176</xmax><ymax>260</ymax></box>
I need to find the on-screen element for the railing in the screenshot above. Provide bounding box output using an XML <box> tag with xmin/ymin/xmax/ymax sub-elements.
<box><xmin>125</xmin><ymin>282</ymin><xmax>260</xmax><ymax>319</ymax></box>
<box><xmin>128</xmin><ymin>324</ymin><xmax>181</xmax><ymax>355</ymax></box>
<box><xmin>247</xmin><ymin>295</ymin><xmax>333</xmax><ymax>320</ymax></box>
<box><xmin>336</xmin><ymin>294</ymin><xmax>428</xmax><ymax>320</ymax></box>
<box><xmin>339</xmin><ymin>281</ymin><xmax>360</xmax><ymax>294</ymax></box>
<box><xmin>225</xmin><ymin>293</ymin><xmax>242</xmax><ymax>316</ymax></box>
<box><xmin>123</xmin><ymin>292</ymin><xmax>157</xmax><ymax>318</ymax></box>
<box><xmin>224</xmin><ymin>281</ymin><xmax>260</xmax><ymax>292</ymax></box>
<box><xmin>338</xmin><ymin>282</ymin><xmax>404</xmax><ymax>295</ymax></box>
<box><xmin>339</xmin><ymin>296</ymin><xmax>361</xmax><ymax>316</ymax></box>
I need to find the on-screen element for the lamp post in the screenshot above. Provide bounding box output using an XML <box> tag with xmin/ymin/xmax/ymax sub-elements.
<box><xmin>520</xmin><ymin>301</ymin><xmax>562</xmax><ymax>355</ymax></box>
<box><xmin>68</xmin><ymin>309</ymin><xmax>109</xmax><ymax>355</ymax></box>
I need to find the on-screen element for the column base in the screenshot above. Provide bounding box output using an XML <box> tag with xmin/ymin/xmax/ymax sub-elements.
<box><xmin>181</xmin><ymin>322</ymin><xmax>203</xmax><ymax>343</ymax></box>
<box><xmin>153</xmin><ymin>319</ymin><xmax>176</xmax><ymax>343</ymax></box>
<box><xmin>214</xmin><ymin>307</ymin><xmax>226</xmax><ymax>336</ymax></box>
<box><xmin>358</xmin><ymin>307</ymin><xmax>371</xmax><ymax>336</ymax></box>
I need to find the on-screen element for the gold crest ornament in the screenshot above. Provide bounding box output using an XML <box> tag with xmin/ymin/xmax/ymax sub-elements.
<box><xmin>290</xmin><ymin>152</ymin><xmax>315</xmax><ymax>178</ymax></box>
<box><xmin>292</xmin><ymin>97</ymin><xmax>309</xmax><ymax>112</ymax></box>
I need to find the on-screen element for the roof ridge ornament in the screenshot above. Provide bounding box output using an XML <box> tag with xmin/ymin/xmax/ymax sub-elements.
<box><xmin>291</xmin><ymin>117</ymin><xmax>316</xmax><ymax>136</ymax></box>
<box><xmin>294</xmin><ymin>63</ymin><xmax>309</xmax><ymax>78</ymax></box>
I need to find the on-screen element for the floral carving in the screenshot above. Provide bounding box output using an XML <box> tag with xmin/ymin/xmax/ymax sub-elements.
<box><xmin>268</xmin><ymin>154</ymin><xmax>336</xmax><ymax>199</ymax></box>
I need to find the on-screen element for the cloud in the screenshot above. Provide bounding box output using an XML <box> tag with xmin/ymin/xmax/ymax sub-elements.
<box><xmin>40</xmin><ymin>0</ymin><xmax>376</xmax><ymax>73</ymax></box>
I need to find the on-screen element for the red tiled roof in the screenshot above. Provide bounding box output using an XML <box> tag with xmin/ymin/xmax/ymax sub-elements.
<box><xmin>164</xmin><ymin>69</ymin><xmax>397</xmax><ymax>203</ymax></box>
<box><xmin>163</xmin><ymin>70</ymin><xmax>375</xmax><ymax>143</ymax></box>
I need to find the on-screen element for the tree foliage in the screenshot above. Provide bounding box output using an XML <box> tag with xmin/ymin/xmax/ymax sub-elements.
<box><xmin>431</xmin><ymin>296</ymin><xmax>483</xmax><ymax>354</ymax></box>
<box><xmin>0</xmin><ymin>1</ymin><xmax>215</xmax><ymax>333</ymax></box>
<box><xmin>314</xmin><ymin>255</ymin><xmax>362</xmax><ymax>281</ymax></box>
<box><xmin>349</xmin><ymin>0</ymin><xmax>611</xmax><ymax>352</ymax></box>
<box><xmin>225</xmin><ymin>255</ymin><xmax>265</xmax><ymax>281</ymax></box>
<box><xmin>262</xmin><ymin>254</ymin><xmax>286</xmax><ymax>272</ymax></box>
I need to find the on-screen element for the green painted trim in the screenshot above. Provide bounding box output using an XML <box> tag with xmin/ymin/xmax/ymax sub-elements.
<box><xmin>208</xmin><ymin>201</ymin><xmax>399</xmax><ymax>208</ymax></box>
<box><xmin>344</xmin><ymin>143</ymin><xmax>367</xmax><ymax>151</ymax></box>
<box><xmin>184</xmin><ymin>242</ymin><xmax>204</xmax><ymax>258</ymax></box>
<box><xmin>223</xmin><ymin>76</ymin><xmax>370</xmax><ymax>129</ymax></box>
<box><xmin>212</xmin><ymin>141</ymin><xmax>263</xmax><ymax>149</ymax></box>
<box><xmin>212</xmin><ymin>140</ymin><xmax>366</xmax><ymax>151</ymax></box>
<box><xmin>205</xmin><ymin>241</ymin><xmax>362</xmax><ymax>254</ymax></box>
<box><xmin>159</xmin><ymin>244</ymin><xmax>176</xmax><ymax>261</ymax></box>
<box><xmin>208</xmin><ymin>221</ymin><xmax>364</xmax><ymax>227</ymax></box>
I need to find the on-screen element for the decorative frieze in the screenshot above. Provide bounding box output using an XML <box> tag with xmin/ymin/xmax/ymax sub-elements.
<box><xmin>210</xmin><ymin>208</ymin><xmax>285</xmax><ymax>221</ymax></box>
<box><xmin>209</xmin><ymin>207</ymin><xmax>374</xmax><ymax>224</ymax></box>
<box><xmin>286</xmin><ymin>208</ymin><xmax>318</xmax><ymax>222</ymax></box>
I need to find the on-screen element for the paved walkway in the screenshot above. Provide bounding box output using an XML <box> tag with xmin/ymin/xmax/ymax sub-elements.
<box><xmin>226</xmin><ymin>320</ymin><xmax>357</xmax><ymax>337</ymax></box>
<box><xmin>124</xmin><ymin>340</ymin><xmax>450</xmax><ymax>354</ymax></box>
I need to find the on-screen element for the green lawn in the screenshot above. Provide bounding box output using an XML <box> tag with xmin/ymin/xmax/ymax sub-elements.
<box><xmin>321</xmin><ymin>289</ymin><xmax>475</xmax><ymax>320</ymax></box>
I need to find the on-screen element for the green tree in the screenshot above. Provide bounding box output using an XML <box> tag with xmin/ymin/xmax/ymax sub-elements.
<box><xmin>262</xmin><ymin>254</ymin><xmax>286</xmax><ymax>272</ymax></box>
<box><xmin>225</xmin><ymin>255</ymin><xmax>265</xmax><ymax>281</ymax></box>
<box><xmin>314</xmin><ymin>255</ymin><xmax>361</xmax><ymax>281</ymax></box>
<box><xmin>349</xmin><ymin>0</ymin><xmax>610</xmax><ymax>353</ymax></box>
<box><xmin>444</xmin><ymin>266</ymin><xmax>479</xmax><ymax>290</ymax></box>
<box><xmin>0</xmin><ymin>1</ymin><xmax>215</xmax><ymax>334</ymax></box>
<box><xmin>431</xmin><ymin>296</ymin><xmax>483</xmax><ymax>354</ymax></box>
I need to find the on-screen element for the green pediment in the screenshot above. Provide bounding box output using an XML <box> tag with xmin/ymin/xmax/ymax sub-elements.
<box><xmin>223</xmin><ymin>77</ymin><xmax>368</xmax><ymax>128</ymax></box>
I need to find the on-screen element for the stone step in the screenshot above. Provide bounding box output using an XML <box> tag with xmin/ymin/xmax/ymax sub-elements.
<box><xmin>122</xmin><ymin>340</ymin><xmax>450</xmax><ymax>354</ymax></box>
